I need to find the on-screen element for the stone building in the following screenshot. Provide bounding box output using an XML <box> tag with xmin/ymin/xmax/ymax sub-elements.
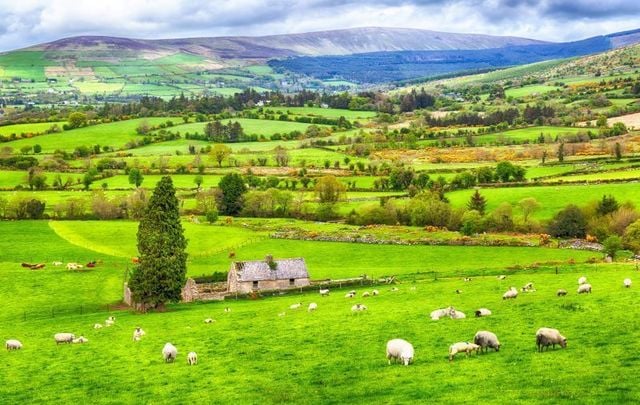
<box><xmin>227</xmin><ymin>255</ymin><xmax>310</xmax><ymax>294</ymax></box>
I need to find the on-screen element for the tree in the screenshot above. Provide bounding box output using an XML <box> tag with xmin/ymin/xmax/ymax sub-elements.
<box><xmin>67</xmin><ymin>112</ymin><xmax>87</xmax><ymax>129</ymax></box>
<box><xmin>205</xmin><ymin>209</ymin><xmax>219</xmax><ymax>224</ymax></box>
<box><xmin>460</xmin><ymin>210</ymin><xmax>483</xmax><ymax>236</ymax></box>
<box><xmin>194</xmin><ymin>175</ymin><xmax>203</xmax><ymax>189</ymax></box>
<box><xmin>603</xmin><ymin>235</ymin><xmax>623</xmax><ymax>260</ymax></box>
<box><xmin>136</xmin><ymin>120</ymin><xmax>151</xmax><ymax>135</ymax></box>
<box><xmin>82</xmin><ymin>169</ymin><xmax>98</xmax><ymax>191</ymax></box>
<box><xmin>128</xmin><ymin>168</ymin><xmax>144</xmax><ymax>188</ymax></box>
<box><xmin>315</xmin><ymin>175</ymin><xmax>346</xmax><ymax>204</ymax></box>
<box><xmin>596</xmin><ymin>115</ymin><xmax>608</xmax><ymax>128</ymax></box>
<box><xmin>614</xmin><ymin>142</ymin><xmax>623</xmax><ymax>161</ymax></box>
<box><xmin>274</xmin><ymin>146</ymin><xmax>291</xmax><ymax>167</ymax></box>
<box><xmin>557</xmin><ymin>142</ymin><xmax>565</xmax><ymax>163</ymax></box>
<box><xmin>217</xmin><ymin>173</ymin><xmax>247</xmax><ymax>215</ymax></box>
<box><xmin>596</xmin><ymin>195</ymin><xmax>619</xmax><ymax>216</ymax></box>
<box><xmin>548</xmin><ymin>205</ymin><xmax>587</xmax><ymax>238</ymax></box>
<box><xmin>210</xmin><ymin>144</ymin><xmax>232</xmax><ymax>167</ymax></box>
<box><xmin>33</xmin><ymin>144</ymin><xmax>42</xmax><ymax>154</ymax></box>
<box><xmin>467</xmin><ymin>190</ymin><xmax>487</xmax><ymax>215</ymax></box>
<box><xmin>623</xmin><ymin>219</ymin><xmax>640</xmax><ymax>253</ymax></box>
<box><xmin>129</xmin><ymin>176</ymin><xmax>187</xmax><ymax>312</ymax></box>
<box><xmin>519</xmin><ymin>197</ymin><xmax>540</xmax><ymax>223</ymax></box>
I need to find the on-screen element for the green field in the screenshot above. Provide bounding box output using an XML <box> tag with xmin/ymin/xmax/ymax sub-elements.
<box><xmin>172</xmin><ymin>118</ymin><xmax>327</xmax><ymax>137</ymax></box>
<box><xmin>263</xmin><ymin>107</ymin><xmax>378</xmax><ymax>120</ymax></box>
<box><xmin>0</xmin><ymin>121</ymin><xmax>66</xmax><ymax>137</ymax></box>
<box><xmin>504</xmin><ymin>85</ymin><xmax>562</xmax><ymax>98</ymax></box>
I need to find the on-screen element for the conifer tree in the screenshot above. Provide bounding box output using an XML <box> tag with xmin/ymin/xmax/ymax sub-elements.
<box><xmin>467</xmin><ymin>190</ymin><xmax>487</xmax><ymax>216</ymax></box>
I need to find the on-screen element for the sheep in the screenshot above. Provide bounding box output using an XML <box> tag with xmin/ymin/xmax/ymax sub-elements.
<box><xmin>204</xmin><ymin>318</ymin><xmax>215</xmax><ymax>324</ymax></box>
<box><xmin>319</xmin><ymin>288</ymin><xmax>330</xmax><ymax>296</ymax></box>
<box><xmin>473</xmin><ymin>331</ymin><xmax>501</xmax><ymax>353</ymax></box>
<box><xmin>557</xmin><ymin>289</ymin><xmax>568</xmax><ymax>297</ymax></box>
<box><xmin>52</xmin><ymin>261</ymin><xmax>63</xmax><ymax>266</ymax></box>
<box><xmin>577</xmin><ymin>283</ymin><xmax>592</xmax><ymax>294</ymax></box>
<box><xmin>66</xmin><ymin>263</ymin><xmax>78</xmax><ymax>270</ymax></box>
<box><xmin>463</xmin><ymin>277</ymin><xmax>472</xmax><ymax>282</ymax></box>
<box><xmin>345</xmin><ymin>292</ymin><xmax>355</xmax><ymax>298</ymax></box>
<box><xmin>362</xmin><ymin>291</ymin><xmax>370</xmax><ymax>297</ymax></box>
<box><xmin>536</xmin><ymin>328</ymin><xmax>567</xmax><ymax>352</ymax></box>
<box><xmin>475</xmin><ymin>308</ymin><xmax>492</xmax><ymax>317</ymax></box>
<box><xmin>455</xmin><ymin>289</ymin><xmax>462</xmax><ymax>294</ymax></box>
<box><xmin>348</xmin><ymin>290</ymin><xmax>356</xmax><ymax>295</ymax></box>
<box><xmin>187</xmin><ymin>351</ymin><xmax>198</xmax><ymax>365</ymax></box>
<box><xmin>390</xmin><ymin>287</ymin><xmax>399</xmax><ymax>292</ymax></box>
<box><xmin>430</xmin><ymin>308</ymin><xmax>450</xmax><ymax>321</ymax></box>
<box><xmin>5</xmin><ymin>339</ymin><xmax>22</xmax><ymax>350</ymax></box>
<box><xmin>497</xmin><ymin>275</ymin><xmax>506</xmax><ymax>280</ymax></box>
<box><xmin>93</xmin><ymin>323</ymin><xmax>103</xmax><ymax>329</ymax></box>
<box><xmin>72</xmin><ymin>336</ymin><xmax>88</xmax><ymax>344</ymax></box>
<box><xmin>133</xmin><ymin>327</ymin><xmax>146</xmax><ymax>341</ymax></box>
<box><xmin>289</xmin><ymin>303</ymin><xmax>302</xmax><ymax>310</ymax></box>
<box><xmin>105</xmin><ymin>319</ymin><xmax>115</xmax><ymax>327</ymax></box>
<box><xmin>351</xmin><ymin>303</ymin><xmax>368</xmax><ymax>312</ymax></box>
<box><xmin>308</xmin><ymin>302</ymin><xmax>318</xmax><ymax>312</ymax></box>
<box><xmin>624</xmin><ymin>278</ymin><xmax>632</xmax><ymax>288</ymax></box>
<box><xmin>162</xmin><ymin>343</ymin><xmax>178</xmax><ymax>363</ymax></box>
<box><xmin>54</xmin><ymin>333</ymin><xmax>75</xmax><ymax>345</ymax></box>
<box><xmin>224</xmin><ymin>307</ymin><xmax>232</xmax><ymax>313</ymax></box>
<box><xmin>449</xmin><ymin>342</ymin><xmax>480</xmax><ymax>361</ymax></box>
<box><xmin>372</xmin><ymin>290</ymin><xmax>379</xmax><ymax>296</ymax></box>
<box><xmin>386</xmin><ymin>339</ymin><xmax>414</xmax><ymax>366</ymax></box>
<box><xmin>448</xmin><ymin>308</ymin><xmax>466</xmax><ymax>319</ymax></box>
<box><xmin>578</xmin><ymin>276</ymin><xmax>587</xmax><ymax>285</ymax></box>
<box><xmin>502</xmin><ymin>287</ymin><xmax>518</xmax><ymax>300</ymax></box>
<box><xmin>522</xmin><ymin>282</ymin><xmax>535</xmax><ymax>292</ymax></box>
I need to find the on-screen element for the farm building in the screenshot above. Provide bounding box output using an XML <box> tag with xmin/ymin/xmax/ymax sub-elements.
<box><xmin>227</xmin><ymin>255</ymin><xmax>310</xmax><ymax>294</ymax></box>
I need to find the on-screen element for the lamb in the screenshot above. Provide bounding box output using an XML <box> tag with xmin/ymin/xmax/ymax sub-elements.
<box><xmin>455</xmin><ymin>289</ymin><xmax>462</xmax><ymax>294</ymax></box>
<box><xmin>577</xmin><ymin>283</ymin><xmax>592</xmax><ymax>294</ymax></box>
<box><xmin>345</xmin><ymin>292</ymin><xmax>355</xmax><ymax>298</ymax></box>
<box><xmin>54</xmin><ymin>333</ymin><xmax>75</xmax><ymax>344</ymax></box>
<box><xmin>522</xmin><ymin>282</ymin><xmax>535</xmax><ymax>292</ymax></box>
<box><xmin>463</xmin><ymin>277</ymin><xmax>472</xmax><ymax>282</ymax></box>
<box><xmin>289</xmin><ymin>303</ymin><xmax>302</xmax><ymax>310</ymax></box>
<box><xmin>503</xmin><ymin>287</ymin><xmax>518</xmax><ymax>300</ymax></box>
<box><xmin>224</xmin><ymin>307</ymin><xmax>232</xmax><ymax>313</ymax></box>
<box><xmin>449</xmin><ymin>342</ymin><xmax>480</xmax><ymax>361</ymax></box>
<box><xmin>624</xmin><ymin>278</ymin><xmax>632</xmax><ymax>288</ymax></box>
<box><xmin>536</xmin><ymin>327</ymin><xmax>567</xmax><ymax>352</ymax></box>
<box><xmin>448</xmin><ymin>308</ymin><xmax>466</xmax><ymax>319</ymax></box>
<box><xmin>578</xmin><ymin>276</ymin><xmax>587</xmax><ymax>285</ymax></box>
<box><xmin>475</xmin><ymin>308</ymin><xmax>492</xmax><ymax>317</ymax></box>
<box><xmin>308</xmin><ymin>302</ymin><xmax>318</xmax><ymax>312</ymax></box>
<box><xmin>5</xmin><ymin>339</ymin><xmax>22</xmax><ymax>350</ymax></box>
<box><xmin>133</xmin><ymin>327</ymin><xmax>146</xmax><ymax>341</ymax></box>
<box><xmin>362</xmin><ymin>291</ymin><xmax>370</xmax><ymax>297</ymax></box>
<box><xmin>162</xmin><ymin>343</ymin><xmax>178</xmax><ymax>363</ymax></box>
<box><xmin>386</xmin><ymin>339</ymin><xmax>414</xmax><ymax>366</ymax></box>
<box><xmin>187</xmin><ymin>351</ymin><xmax>198</xmax><ymax>365</ymax></box>
<box><xmin>473</xmin><ymin>331</ymin><xmax>501</xmax><ymax>353</ymax></box>
<box><xmin>557</xmin><ymin>289</ymin><xmax>567</xmax><ymax>297</ymax></box>
<box><xmin>319</xmin><ymin>288</ymin><xmax>330</xmax><ymax>296</ymax></box>
<box><xmin>93</xmin><ymin>323</ymin><xmax>103</xmax><ymax>329</ymax></box>
<box><xmin>430</xmin><ymin>308</ymin><xmax>450</xmax><ymax>321</ymax></box>
<box><xmin>72</xmin><ymin>336</ymin><xmax>88</xmax><ymax>344</ymax></box>
<box><xmin>372</xmin><ymin>290</ymin><xmax>379</xmax><ymax>296</ymax></box>
<box><xmin>351</xmin><ymin>303</ymin><xmax>367</xmax><ymax>312</ymax></box>
<box><xmin>204</xmin><ymin>318</ymin><xmax>215</xmax><ymax>324</ymax></box>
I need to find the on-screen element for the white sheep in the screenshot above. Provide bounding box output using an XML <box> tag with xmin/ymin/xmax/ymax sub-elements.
<box><xmin>390</xmin><ymin>287</ymin><xmax>399</xmax><ymax>292</ymax></box>
<box><xmin>105</xmin><ymin>316</ymin><xmax>115</xmax><ymax>327</ymax></box>
<box><xmin>204</xmin><ymin>318</ymin><xmax>215</xmax><ymax>324</ymax></box>
<box><xmin>72</xmin><ymin>336</ymin><xmax>88</xmax><ymax>344</ymax></box>
<box><xmin>289</xmin><ymin>303</ymin><xmax>302</xmax><ymax>310</ymax></box>
<box><xmin>536</xmin><ymin>327</ymin><xmax>567</xmax><ymax>352</ymax></box>
<box><xmin>386</xmin><ymin>339</ymin><xmax>414</xmax><ymax>366</ymax></box>
<box><xmin>224</xmin><ymin>307</ymin><xmax>232</xmax><ymax>313</ymax></box>
<box><xmin>557</xmin><ymin>289</ymin><xmax>568</xmax><ymax>297</ymax></box>
<box><xmin>187</xmin><ymin>351</ymin><xmax>198</xmax><ymax>365</ymax></box>
<box><xmin>577</xmin><ymin>283</ymin><xmax>592</xmax><ymax>294</ymax></box>
<box><xmin>475</xmin><ymin>308</ymin><xmax>492</xmax><ymax>317</ymax></box>
<box><xmin>448</xmin><ymin>308</ymin><xmax>466</xmax><ymax>319</ymax></box>
<box><xmin>308</xmin><ymin>302</ymin><xmax>318</xmax><ymax>312</ymax></box>
<box><xmin>578</xmin><ymin>276</ymin><xmax>587</xmax><ymax>285</ymax></box>
<box><xmin>133</xmin><ymin>327</ymin><xmax>146</xmax><ymax>341</ymax></box>
<box><xmin>624</xmin><ymin>278</ymin><xmax>632</xmax><ymax>288</ymax></box>
<box><xmin>319</xmin><ymin>288</ymin><xmax>330</xmax><ymax>296</ymax></box>
<box><xmin>344</xmin><ymin>292</ymin><xmax>355</xmax><ymax>298</ymax></box>
<box><xmin>93</xmin><ymin>323</ymin><xmax>103</xmax><ymax>329</ymax></box>
<box><xmin>430</xmin><ymin>307</ymin><xmax>451</xmax><ymax>321</ymax></box>
<box><xmin>54</xmin><ymin>333</ymin><xmax>75</xmax><ymax>344</ymax></box>
<box><xmin>52</xmin><ymin>261</ymin><xmax>63</xmax><ymax>266</ymax></box>
<box><xmin>449</xmin><ymin>342</ymin><xmax>480</xmax><ymax>361</ymax></box>
<box><xmin>473</xmin><ymin>331</ymin><xmax>501</xmax><ymax>353</ymax></box>
<box><xmin>351</xmin><ymin>303</ymin><xmax>367</xmax><ymax>312</ymax></box>
<box><xmin>463</xmin><ymin>277</ymin><xmax>472</xmax><ymax>282</ymax></box>
<box><xmin>162</xmin><ymin>343</ymin><xmax>178</xmax><ymax>363</ymax></box>
<box><xmin>497</xmin><ymin>275</ymin><xmax>506</xmax><ymax>280</ymax></box>
<box><xmin>503</xmin><ymin>287</ymin><xmax>518</xmax><ymax>300</ymax></box>
<box><xmin>5</xmin><ymin>339</ymin><xmax>22</xmax><ymax>350</ymax></box>
<box><xmin>372</xmin><ymin>290</ymin><xmax>379</xmax><ymax>296</ymax></box>
<box><xmin>362</xmin><ymin>291</ymin><xmax>370</xmax><ymax>297</ymax></box>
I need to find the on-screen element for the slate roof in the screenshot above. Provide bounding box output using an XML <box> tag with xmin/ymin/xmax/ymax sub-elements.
<box><xmin>232</xmin><ymin>258</ymin><xmax>309</xmax><ymax>281</ymax></box>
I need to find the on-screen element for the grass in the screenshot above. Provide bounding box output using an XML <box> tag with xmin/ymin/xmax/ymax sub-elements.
<box><xmin>262</xmin><ymin>107</ymin><xmax>378</xmax><ymax>120</ymax></box>
<box><xmin>473</xmin><ymin>126</ymin><xmax>590</xmax><ymax>145</ymax></box>
<box><xmin>504</xmin><ymin>85</ymin><xmax>562</xmax><ymax>98</ymax></box>
<box><xmin>0</xmin><ymin>122</ymin><xmax>66</xmax><ymax>137</ymax></box>
<box><xmin>171</xmin><ymin>118</ymin><xmax>326</xmax><ymax>137</ymax></box>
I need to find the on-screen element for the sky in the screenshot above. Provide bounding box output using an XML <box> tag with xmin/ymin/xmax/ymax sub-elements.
<box><xmin>1</xmin><ymin>0</ymin><xmax>639</xmax><ymax>51</ymax></box>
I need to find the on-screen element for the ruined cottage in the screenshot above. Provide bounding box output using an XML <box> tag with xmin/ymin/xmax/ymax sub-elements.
<box><xmin>227</xmin><ymin>255</ymin><xmax>310</xmax><ymax>294</ymax></box>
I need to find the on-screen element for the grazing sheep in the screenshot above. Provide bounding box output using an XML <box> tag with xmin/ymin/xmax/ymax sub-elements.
<box><xmin>463</xmin><ymin>277</ymin><xmax>472</xmax><ymax>282</ymax></box>
<box><xmin>224</xmin><ymin>307</ymin><xmax>232</xmax><ymax>313</ymax></box>
<box><xmin>522</xmin><ymin>282</ymin><xmax>536</xmax><ymax>292</ymax></box>
<box><xmin>448</xmin><ymin>308</ymin><xmax>466</xmax><ymax>319</ymax></box>
<box><xmin>345</xmin><ymin>292</ymin><xmax>355</xmax><ymax>298</ymax></box>
<box><xmin>72</xmin><ymin>336</ymin><xmax>88</xmax><ymax>344</ymax></box>
<box><xmin>390</xmin><ymin>287</ymin><xmax>399</xmax><ymax>292</ymax></box>
<box><xmin>5</xmin><ymin>339</ymin><xmax>22</xmax><ymax>350</ymax></box>
<box><xmin>536</xmin><ymin>328</ymin><xmax>567</xmax><ymax>352</ymax></box>
<box><xmin>475</xmin><ymin>308</ymin><xmax>492</xmax><ymax>317</ymax></box>
<box><xmin>133</xmin><ymin>327</ymin><xmax>146</xmax><ymax>341</ymax></box>
<box><xmin>308</xmin><ymin>302</ymin><xmax>318</xmax><ymax>312</ymax></box>
<box><xmin>319</xmin><ymin>288</ymin><xmax>330</xmax><ymax>296</ymax></box>
<box><xmin>578</xmin><ymin>276</ymin><xmax>587</xmax><ymax>285</ymax></box>
<box><xmin>449</xmin><ymin>342</ymin><xmax>480</xmax><ymax>361</ymax></box>
<box><xmin>289</xmin><ymin>303</ymin><xmax>302</xmax><ymax>310</ymax></box>
<box><xmin>204</xmin><ymin>318</ymin><xmax>215</xmax><ymax>324</ymax></box>
<box><xmin>54</xmin><ymin>333</ymin><xmax>75</xmax><ymax>345</ymax></box>
<box><xmin>93</xmin><ymin>323</ymin><xmax>103</xmax><ymax>329</ymax></box>
<box><xmin>624</xmin><ymin>278</ymin><xmax>632</xmax><ymax>288</ymax></box>
<box><xmin>187</xmin><ymin>351</ymin><xmax>198</xmax><ymax>365</ymax></box>
<box><xmin>386</xmin><ymin>339</ymin><xmax>414</xmax><ymax>366</ymax></box>
<box><xmin>372</xmin><ymin>290</ymin><xmax>379</xmax><ymax>296</ymax></box>
<box><xmin>362</xmin><ymin>291</ymin><xmax>370</xmax><ymax>297</ymax></box>
<box><xmin>52</xmin><ymin>261</ymin><xmax>63</xmax><ymax>266</ymax></box>
<box><xmin>577</xmin><ymin>283</ymin><xmax>592</xmax><ymax>294</ymax></box>
<box><xmin>66</xmin><ymin>263</ymin><xmax>78</xmax><ymax>270</ymax></box>
<box><xmin>430</xmin><ymin>308</ymin><xmax>451</xmax><ymax>321</ymax></box>
<box><xmin>503</xmin><ymin>287</ymin><xmax>518</xmax><ymax>300</ymax></box>
<box><xmin>348</xmin><ymin>290</ymin><xmax>356</xmax><ymax>295</ymax></box>
<box><xmin>162</xmin><ymin>343</ymin><xmax>178</xmax><ymax>363</ymax></box>
<box><xmin>105</xmin><ymin>320</ymin><xmax>115</xmax><ymax>327</ymax></box>
<box><xmin>497</xmin><ymin>275</ymin><xmax>506</xmax><ymax>280</ymax></box>
<box><xmin>455</xmin><ymin>289</ymin><xmax>462</xmax><ymax>294</ymax></box>
<box><xmin>557</xmin><ymin>289</ymin><xmax>568</xmax><ymax>297</ymax></box>
<box><xmin>473</xmin><ymin>331</ymin><xmax>501</xmax><ymax>353</ymax></box>
<box><xmin>351</xmin><ymin>303</ymin><xmax>368</xmax><ymax>312</ymax></box>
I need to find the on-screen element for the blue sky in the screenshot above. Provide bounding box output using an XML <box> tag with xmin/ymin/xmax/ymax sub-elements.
<box><xmin>0</xmin><ymin>0</ymin><xmax>639</xmax><ymax>51</ymax></box>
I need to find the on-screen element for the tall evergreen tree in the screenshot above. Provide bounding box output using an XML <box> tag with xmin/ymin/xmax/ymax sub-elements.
<box><xmin>218</xmin><ymin>173</ymin><xmax>247</xmax><ymax>215</ymax></box>
<box><xmin>467</xmin><ymin>190</ymin><xmax>487</xmax><ymax>215</ymax></box>
<box><xmin>129</xmin><ymin>176</ymin><xmax>187</xmax><ymax>311</ymax></box>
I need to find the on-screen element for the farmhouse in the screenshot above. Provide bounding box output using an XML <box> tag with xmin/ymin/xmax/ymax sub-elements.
<box><xmin>227</xmin><ymin>255</ymin><xmax>310</xmax><ymax>294</ymax></box>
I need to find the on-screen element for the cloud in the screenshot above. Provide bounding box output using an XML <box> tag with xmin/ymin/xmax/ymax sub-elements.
<box><xmin>0</xmin><ymin>0</ymin><xmax>638</xmax><ymax>51</ymax></box>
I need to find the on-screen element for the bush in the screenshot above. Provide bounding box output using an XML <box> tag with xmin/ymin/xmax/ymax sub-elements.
<box><xmin>206</xmin><ymin>210</ymin><xmax>219</xmax><ymax>224</ymax></box>
<box><xmin>548</xmin><ymin>205</ymin><xmax>587</xmax><ymax>238</ymax></box>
